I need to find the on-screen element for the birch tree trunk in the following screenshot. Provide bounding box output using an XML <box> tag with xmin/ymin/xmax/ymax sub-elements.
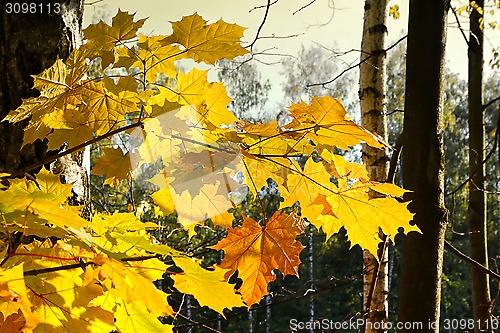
<box><xmin>467</xmin><ymin>1</ymin><xmax>492</xmax><ymax>331</ymax></box>
<box><xmin>359</xmin><ymin>1</ymin><xmax>389</xmax><ymax>332</ymax></box>
<box><xmin>397</xmin><ymin>1</ymin><xmax>449</xmax><ymax>332</ymax></box>
<box><xmin>0</xmin><ymin>1</ymin><xmax>89</xmax><ymax>209</ymax></box>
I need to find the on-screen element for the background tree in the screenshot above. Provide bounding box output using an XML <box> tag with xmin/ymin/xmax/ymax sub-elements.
<box><xmin>359</xmin><ymin>1</ymin><xmax>390</xmax><ymax>332</ymax></box>
<box><xmin>217</xmin><ymin>58</ymin><xmax>271</xmax><ymax>121</ymax></box>
<box><xmin>467</xmin><ymin>1</ymin><xmax>493</xmax><ymax>331</ymax></box>
<box><xmin>280</xmin><ymin>44</ymin><xmax>357</xmax><ymax>111</ymax></box>
<box><xmin>397</xmin><ymin>1</ymin><xmax>449</xmax><ymax>332</ymax></box>
<box><xmin>0</xmin><ymin>1</ymin><xmax>89</xmax><ymax>204</ymax></box>
<box><xmin>0</xmin><ymin>0</ymin><xmax>90</xmax><ymax>217</ymax></box>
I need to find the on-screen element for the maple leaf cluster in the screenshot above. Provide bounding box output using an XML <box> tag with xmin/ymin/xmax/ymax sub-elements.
<box><xmin>0</xmin><ymin>10</ymin><xmax>418</xmax><ymax>332</ymax></box>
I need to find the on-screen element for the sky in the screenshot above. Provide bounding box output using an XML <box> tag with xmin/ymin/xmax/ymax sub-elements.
<box><xmin>82</xmin><ymin>0</ymin><xmax>499</xmax><ymax>111</ymax></box>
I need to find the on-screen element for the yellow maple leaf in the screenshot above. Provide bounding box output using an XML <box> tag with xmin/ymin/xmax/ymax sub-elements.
<box><xmin>3</xmin><ymin>58</ymin><xmax>81</xmax><ymax>126</ymax></box>
<box><xmin>0</xmin><ymin>170</ymin><xmax>89</xmax><ymax>232</ymax></box>
<box><xmin>133</xmin><ymin>117</ymin><xmax>184</xmax><ymax>166</ymax></box>
<box><xmin>93</xmin><ymin>256</ymin><xmax>173</xmax><ymax>317</ymax></box>
<box><xmin>239</xmin><ymin>152</ymin><xmax>288</xmax><ymax>193</ymax></box>
<box><xmin>171</xmin><ymin>257</ymin><xmax>244</xmax><ymax>315</ymax></box>
<box><xmin>92</xmin><ymin>147</ymin><xmax>132</xmax><ymax>187</ymax></box>
<box><xmin>43</xmin><ymin>107</ymin><xmax>94</xmax><ymax>149</ymax></box>
<box><xmin>312</xmin><ymin>180</ymin><xmax>418</xmax><ymax>255</ymax></box>
<box><xmin>91</xmin><ymin>212</ymin><xmax>158</xmax><ymax>236</ymax></box>
<box><xmin>201</xmin><ymin>82</ymin><xmax>237</xmax><ymax>127</ymax></box>
<box><xmin>283</xmin><ymin>96</ymin><xmax>388</xmax><ymax>151</ymax></box>
<box><xmin>163</xmin><ymin>13</ymin><xmax>248</xmax><ymax>64</ymax></box>
<box><xmin>320</xmin><ymin>150</ymin><xmax>369</xmax><ymax>180</ymax></box>
<box><xmin>0</xmin><ymin>264</ymin><xmax>38</xmax><ymax>332</ymax></box>
<box><xmin>164</xmin><ymin>68</ymin><xmax>208</xmax><ymax>106</ymax></box>
<box><xmin>134</xmin><ymin>34</ymin><xmax>182</xmax><ymax>81</ymax></box>
<box><xmin>280</xmin><ymin>158</ymin><xmax>334</xmax><ymax>221</ymax></box>
<box><xmin>152</xmin><ymin>183</ymin><xmax>234</xmax><ymax>233</ymax></box>
<box><xmin>81</xmin><ymin>80</ymin><xmax>138</xmax><ymax>135</ymax></box>
<box><xmin>83</xmin><ymin>10</ymin><xmax>147</xmax><ymax>68</ymax></box>
<box><xmin>5</xmin><ymin>243</ymin><xmax>115</xmax><ymax>333</ymax></box>
<box><xmin>212</xmin><ymin>211</ymin><xmax>307</xmax><ymax>306</ymax></box>
<box><xmin>113</xmin><ymin>299</ymin><xmax>173</xmax><ymax>333</ymax></box>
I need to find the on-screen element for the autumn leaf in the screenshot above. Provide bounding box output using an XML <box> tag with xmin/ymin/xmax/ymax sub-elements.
<box><xmin>171</xmin><ymin>257</ymin><xmax>244</xmax><ymax>315</ymax></box>
<box><xmin>307</xmin><ymin>160</ymin><xmax>418</xmax><ymax>255</ymax></box>
<box><xmin>0</xmin><ymin>169</ymin><xmax>89</xmax><ymax>232</ymax></box>
<box><xmin>83</xmin><ymin>10</ymin><xmax>147</xmax><ymax>68</ymax></box>
<box><xmin>92</xmin><ymin>147</ymin><xmax>132</xmax><ymax>187</ymax></box>
<box><xmin>212</xmin><ymin>211</ymin><xmax>307</xmax><ymax>306</ymax></box>
<box><xmin>92</xmin><ymin>255</ymin><xmax>174</xmax><ymax>317</ymax></box>
<box><xmin>133</xmin><ymin>34</ymin><xmax>182</xmax><ymax>81</ymax></box>
<box><xmin>0</xmin><ymin>265</ymin><xmax>38</xmax><ymax>332</ymax></box>
<box><xmin>280</xmin><ymin>157</ymin><xmax>334</xmax><ymax>217</ymax></box>
<box><xmin>152</xmin><ymin>182</ymin><xmax>235</xmax><ymax>233</ymax></box>
<box><xmin>163</xmin><ymin>13</ymin><xmax>248</xmax><ymax>64</ymax></box>
<box><xmin>80</xmin><ymin>80</ymin><xmax>138</xmax><ymax>135</ymax></box>
<box><xmin>283</xmin><ymin>96</ymin><xmax>388</xmax><ymax>151</ymax></box>
<box><xmin>113</xmin><ymin>299</ymin><xmax>173</xmax><ymax>333</ymax></box>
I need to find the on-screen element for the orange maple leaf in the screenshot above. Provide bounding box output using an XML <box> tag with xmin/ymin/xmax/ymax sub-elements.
<box><xmin>212</xmin><ymin>211</ymin><xmax>307</xmax><ymax>306</ymax></box>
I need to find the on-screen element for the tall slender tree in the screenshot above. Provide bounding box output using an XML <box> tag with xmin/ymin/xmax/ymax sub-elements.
<box><xmin>397</xmin><ymin>1</ymin><xmax>449</xmax><ymax>332</ymax></box>
<box><xmin>467</xmin><ymin>1</ymin><xmax>492</xmax><ymax>331</ymax></box>
<box><xmin>359</xmin><ymin>1</ymin><xmax>389</xmax><ymax>332</ymax></box>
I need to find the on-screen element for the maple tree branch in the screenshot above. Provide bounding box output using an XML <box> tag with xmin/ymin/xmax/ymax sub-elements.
<box><xmin>444</xmin><ymin>240</ymin><xmax>500</xmax><ymax>280</ymax></box>
<box><xmin>169</xmin><ymin>133</ymin><xmax>236</xmax><ymax>154</ymax></box>
<box><xmin>307</xmin><ymin>35</ymin><xmax>407</xmax><ymax>88</ymax></box>
<box><xmin>3</xmin><ymin>121</ymin><xmax>143</xmax><ymax>180</ymax></box>
<box><xmin>120</xmin><ymin>254</ymin><xmax>161</xmax><ymax>262</ymax></box>
<box><xmin>21</xmin><ymin>254</ymin><xmax>172</xmax><ymax>276</ymax></box>
<box><xmin>387</xmin><ymin>133</ymin><xmax>404</xmax><ymax>183</ymax></box>
<box><xmin>24</xmin><ymin>261</ymin><xmax>92</xmax><ymax>276</ymax></box>
<box><xmin>242</xmin><ymin>159</ymin><xmax>268</xmax><ymax>223</ymax></box>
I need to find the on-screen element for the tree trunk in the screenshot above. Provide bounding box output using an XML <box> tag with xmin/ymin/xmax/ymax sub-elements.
<box><xmin>359</xmin><ymin>1</ymin><xmax>389</xmax><ymax>332</ymax></box>
<box><xmin>0</xmin><ymin>1</ymin><xmax>89</xmax><ymax>209</ymax></box>
<box><xmin>467</xmin><ymin>1</ymin><xmax>492</xmax><ymax>331</ymax></box>
<box><xmin>397</xmin><ymin>1</ymin><xmax>448</xmax><ymax>332</ymax></box>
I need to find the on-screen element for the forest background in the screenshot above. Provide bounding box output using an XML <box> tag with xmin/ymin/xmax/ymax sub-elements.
<box><xmin>0</xmin><ymin>0</ymin><xmax>499</xmax><ymax>332</ymax></box>
<box><xmin>83</xmin><ymin>0</ymin><xmax>500</xmax><ymax>331</ymax></box>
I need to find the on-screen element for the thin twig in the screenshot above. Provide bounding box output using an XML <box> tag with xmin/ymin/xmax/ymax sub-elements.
<box><xmin>483</xmin><ymin>95</ymin><xmax>500</xmax><ymax>110</ymax></box>
<box><xmin>248</xmin><ymin>0</ymin><xmax>272</xmax><ymax>51</ymax></box>
<box><xmin>445</xmin><ymin>240</ymin><xmax>500</xmax><ymax>280</ymax></box>
<box><xmin>450</xmin><ymin>6</ymin><xmax>469</xmax><ymax>46</ymax></box>
<box><xmin>307</xmin><ymin>35</ymin><xmax>408</xmax><ymax>88</ymax></box>
<box><xmin>249</xmin><ymin>0</ymin><xmax>279</xmax><ymax>13</ymax></box>
<box><xmin>293</xmin><ymin>0</ymin><xmax>317</xmax><ymax>15</ymax></box>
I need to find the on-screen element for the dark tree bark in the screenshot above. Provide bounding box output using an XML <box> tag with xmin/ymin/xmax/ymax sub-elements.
<box><xmin>359</xmin><ymin>1</ymin><xmax>389</xmax><ymax>332</ymax></box>
<box><xmin>0</xmin><ymin>0</ymin><xmax>89</xmax><ymax>208</ymax></box>
<box><xmin>467</xmin><ymin>1</ymin><xmax>492</xmax><ymax>331</ymax></box>
<box><xmin>397</xmin><ymin>1</ymin><xmax>449</xmax><ymax>332</ymax></box>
